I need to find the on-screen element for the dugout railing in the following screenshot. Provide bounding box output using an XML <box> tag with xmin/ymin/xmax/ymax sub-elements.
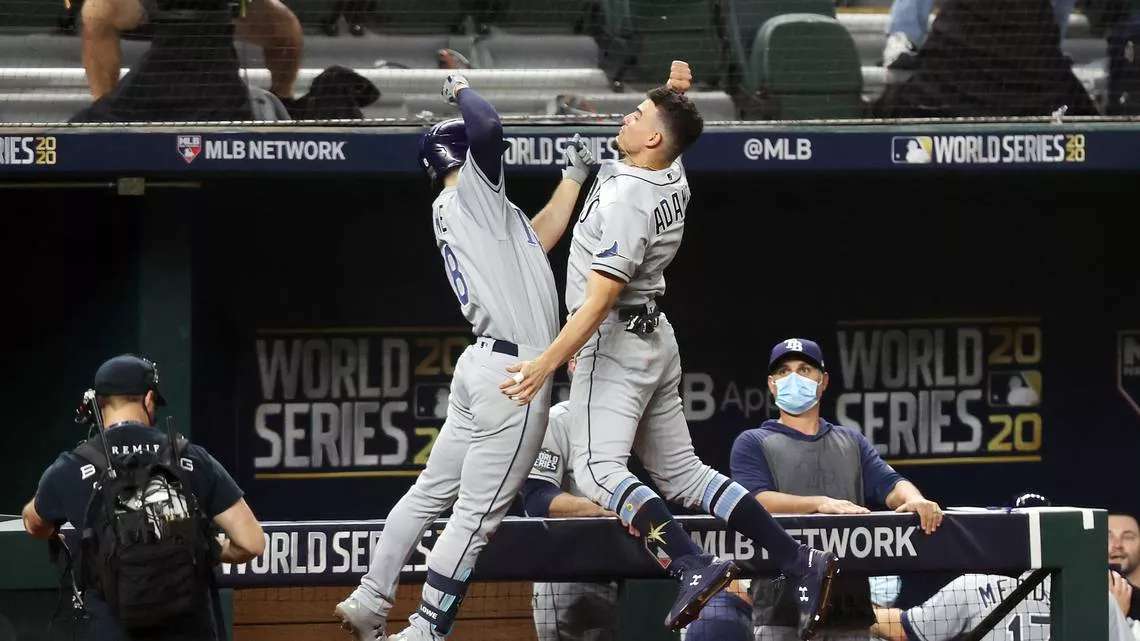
<box><xmin>0</xmin><ymin>508</ymin><xmax>1108</xmax><ymax>640</ymax></box>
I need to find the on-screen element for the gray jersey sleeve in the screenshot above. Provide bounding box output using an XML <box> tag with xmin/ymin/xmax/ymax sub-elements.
<box><xmin>455</xmin><ymin>149</ymin><xmax>510</xmax><ymax>238</ymax></box>
<box><xmin>902</xmin><ymin>575</ymin><xmax>979</xmax><ymax>640</ymax></box>
<box><xmin>590</xmin><ymin>198</ymin><xmax>651</xmax><ymax>283</ymax></box>
<box><xmin>529</xmin><ymin>401</ymin><xmax>571</xmax><ymax>487</ymax></box>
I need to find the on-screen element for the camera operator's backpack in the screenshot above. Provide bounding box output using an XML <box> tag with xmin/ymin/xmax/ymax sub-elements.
<box><xmin>73</xmin><ymin>433</ymin><xmax>218</xmax><ymax>630</ymax></box>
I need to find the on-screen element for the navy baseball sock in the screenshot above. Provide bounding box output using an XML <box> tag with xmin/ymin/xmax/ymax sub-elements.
<box><xmin>700</xmin><ymin>473</ymin><xmax>802</xmax><ymax>572</ymax></box>
<box><xmin>629</xmin><ymin>495</ymin><xmax>703</xmax><ymax>571</ymax></box>
<box><xmin>725</xmin><ymin>495</ymin><xmax>801</xmax><ymax>570</ymax></box>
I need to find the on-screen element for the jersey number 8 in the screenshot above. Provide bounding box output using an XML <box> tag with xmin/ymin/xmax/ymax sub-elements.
<box><xmin>442</xmin><ymin>244</ymin><xmax>470</xmax><ymax>305</ymax></box>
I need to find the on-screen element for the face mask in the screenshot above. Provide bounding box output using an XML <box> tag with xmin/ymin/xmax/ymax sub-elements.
<box><xmin>774</xmin><ymin>373</ymin><xmax>820</xmax><ymax>415</ymax></box>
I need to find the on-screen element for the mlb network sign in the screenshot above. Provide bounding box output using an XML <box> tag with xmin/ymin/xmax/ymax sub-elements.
<box><xmin>1120</xmin><ymin>330</ymin><xmax>1140</xmax><ymax>418</ymax></box>
<box><xmin>891</xmin><ymin>134</ymin><xmax>1087</xmax><ymax>165</ymax></box>
<box><xmin>175</xmin><ymin>134</ymin><xmax>346</xmax><ymax>164</ymax></box>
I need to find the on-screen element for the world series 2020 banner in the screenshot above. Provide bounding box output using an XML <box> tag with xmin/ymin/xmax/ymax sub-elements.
<box><xmin>247</xmin><ymin>327</ymin><xmax>476</xmax><ymax>479</ymax></box>
<box><xmin>828</xmin><ymin>317</ymin><xmax>1045</xmax><ymax>466</ymax></box>
<box><xmin>238</xmin><ymin>325</ymin><xmax>774</xmax><ymax>518</ymax></box>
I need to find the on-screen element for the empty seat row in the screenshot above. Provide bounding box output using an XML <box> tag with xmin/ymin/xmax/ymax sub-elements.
<box><xmin>599</xmin><ymin>0</ymin><xmax>865</xmax><ymax>119</ymax></box>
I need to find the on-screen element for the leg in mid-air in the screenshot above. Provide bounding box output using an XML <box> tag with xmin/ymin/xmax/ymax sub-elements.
<box><xmin>391</xmin><ymin>343</ymin><xmax>553</xmax><ymax>640</ymax></box>
<box><xmin>632</xmin><ymin>320</ymin><xmax>838</xmax><ymax>640</ymax></box>
<box><xmin>335</xmin><ymin>358</ymin><xmax>476</xmax><ymax>640</ymax></box>
<box><xmin>563</xmin><ymin>322</ymin><xmax>741</xmax><ymax>632</ymax></box>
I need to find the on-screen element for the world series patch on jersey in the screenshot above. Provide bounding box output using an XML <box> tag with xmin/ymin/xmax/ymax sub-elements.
<box><xmin>533</xmin><ymin>449</ymin><xmax>561</xmax><ymax>474</ymax></box>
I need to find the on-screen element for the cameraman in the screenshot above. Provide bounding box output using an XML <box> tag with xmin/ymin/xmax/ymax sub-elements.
<box><xmin>21</xmin><ymin>354</ymin><xmax>265</xmax><ymax>641</ymax></box>
<box><xmin>71</xmin><ymin>0</ymin><xmax>302</xmax><ymax>122</ymax></box>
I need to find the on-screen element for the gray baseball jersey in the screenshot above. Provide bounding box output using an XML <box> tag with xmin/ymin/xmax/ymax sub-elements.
<box><xmin>562</xmin><ymin>157</ymin><xmax>723</xmax><ymax>521</ymax></box>
<box><xmin>564</xmin><ymin>158</ymin><xmax>688</xmax><ymax>313</ymax></box>
<box><xmin>353</xmin><ymin>150</ymin><xmax>556</xmax><ymax>626</ymax></box>
<box><xmin>529</xmin><ymin>400</ymin><xmax>620</xmax><ymax>641</ymax></box>
<box><xmin>529</xmin><ymin>401</ymin><xmax>583</xmax><ymax>496</ymax></box>
<box><xmin>434</xmin><ymin>150</ymin><xmax>560</xmax><ymax>349</ymax></box>
<box><xmin>904</xmin><ymin>573</ymin><xmax>1134</xmax><ymax>641</ymax></box>
<box><xmin>905</xmin><ymin>573</ymin><xmax>1050</xmax><ymax>640</ymax></box>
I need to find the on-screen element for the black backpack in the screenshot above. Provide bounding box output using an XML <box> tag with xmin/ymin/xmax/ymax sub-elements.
<box><xmin>73</xmin><ymin>433</ymin><xmax>220</xmax><ymax>631</ymax></box>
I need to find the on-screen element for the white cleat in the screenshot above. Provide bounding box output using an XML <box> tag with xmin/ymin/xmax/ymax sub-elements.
<box><xmin>334</xmin><ymin>596</ymin><xmax>387</xmax><ymax>641</ymax></box>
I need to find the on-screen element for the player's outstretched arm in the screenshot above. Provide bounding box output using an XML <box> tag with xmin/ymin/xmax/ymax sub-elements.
<box><xmin>443</xmin><ymin>75</ymin><xmax>506</xmax><ymax>185</ymax></box>
<box><xmin>500</xmin><ymin>271</ymin><xmax>625</xmax><ymax>405</ymax></box>
<box><xmin>530</xmin><ymin>134</ymin><xmax>596</xmax><ymax>253</ymax></box>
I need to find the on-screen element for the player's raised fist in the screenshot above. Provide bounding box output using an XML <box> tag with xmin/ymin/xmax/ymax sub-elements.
<box><xmin>442</xmin><ymin>74</ymin><xmax>470</xmax><ymax>105</ymax></box>
<box><xmin>666</xmin><ymin>60</ymin><xmax>692</xmax><ymax>93</ymax></box>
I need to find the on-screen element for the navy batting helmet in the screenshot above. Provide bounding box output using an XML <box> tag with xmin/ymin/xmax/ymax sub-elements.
<box><xmin>419</xmin><ymin>118</ymin><xmax>468</xmax><ymax>182</ymax></box>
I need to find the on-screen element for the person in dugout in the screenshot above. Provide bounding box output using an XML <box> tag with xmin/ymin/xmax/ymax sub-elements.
<box><xmin>21</xmin><ymin>354</ymin><xmax>265</xmax><ymax>641</ymax></box>
<box><xmin>731</xmin><ymin>338</ymin><xmax>944</xmax><ymax>640</ymax></box>
<box><xmin>521</xmin><ymin>358</ymin><xmax>752</xmax><ymax>641</ymax></box>
<box><xmin>68</xmin><ymin>0</ymin><xmax>302</xmax><ymax>122</ymax></box>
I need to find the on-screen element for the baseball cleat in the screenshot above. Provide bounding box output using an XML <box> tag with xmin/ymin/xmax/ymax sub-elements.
<box><xmin>334</xmin><ymin>596</ymin><xmax>387</xmax><ymax>641</ymax></box>
<box><xmin>664</xmin><ymin>554</ymin><xmax>741</xmax><ymax>631</ymax></box>
<box><xmin>386</xmin><ymin>617</ymin><xmax>444</xmax><ymax>640</ymax></box>
<box><xmin>792</xmin><ymin>547</ymin><xmax>839</xmax><ymax>640</ymax></box>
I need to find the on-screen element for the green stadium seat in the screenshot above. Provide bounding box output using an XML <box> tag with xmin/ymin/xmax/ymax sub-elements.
<box><xmin>598</xmin><ymin>0</ymin><xmax>724</xmax><ymax>88</ymax></box>
<box><xmin>744</xmin><ymin>13</ymin><xmax>865</xmax><ymax>119</ymax></box>
<box><xmin>720</xmin><ymin>0</ymin><xmax>835</xmax><ymax>93</ymax></box>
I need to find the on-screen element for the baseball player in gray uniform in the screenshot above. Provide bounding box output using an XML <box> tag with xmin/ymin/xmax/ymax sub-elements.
<box><xmin>333</xmin><ymin>74</ymin><xmax>596</xmax><ymax>641</ymax></box>
<box><xmin>499</xmin><ymin>60</ymin><xmax>838</xmax><ymax>640</ymax></box>
<box><xmin>871</xmin><ymin>571</ymin><xmax>1134</xmax><ymax>641</ymax></box>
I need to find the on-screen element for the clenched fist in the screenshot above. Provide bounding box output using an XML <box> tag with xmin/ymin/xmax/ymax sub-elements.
<box><xmin>666</xmin><ymin>60</ymin><xmax>692</xmax><ymax>93</ymax></box>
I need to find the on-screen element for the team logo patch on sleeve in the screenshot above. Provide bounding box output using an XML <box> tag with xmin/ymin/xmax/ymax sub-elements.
<box><xmin>533</xmin><ymin>448</ymin><xmax>561</xmax><ymax>473</ymax></box>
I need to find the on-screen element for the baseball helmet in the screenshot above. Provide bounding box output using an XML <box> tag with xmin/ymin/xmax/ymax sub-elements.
<box><xmin>1013</xmin><ymin>492</ymin><xmax>1051</xmax><ymax>508</ymax></box>
<box><xmin>419</xmin><ymin>118</ymin><xmax>468</xmax><ymax>182</ymax></box>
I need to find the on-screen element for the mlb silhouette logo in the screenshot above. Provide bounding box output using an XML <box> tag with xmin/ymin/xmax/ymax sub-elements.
<box><xmin>177</xmin><ymin>135</ymin><xmax>202</xmax><ymax>164</ymax></box>
<box><xmin>415</xmin><ymin>383</ymin><xmax>452</xmax><ymax>420</ymax></box>
<box><xmin>891</xmin><ymin>136</ymin><xmax>933</xmax><ymax>164</ymax></box>
<box><xmin>1119</xmin><ymin>330</ymin><xmax>1140</xmax><ymax>417</ymax></box>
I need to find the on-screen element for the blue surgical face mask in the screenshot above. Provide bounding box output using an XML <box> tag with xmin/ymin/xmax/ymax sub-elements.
<box><xmin>774</xmin><ymin>373</ymin><xmax>820</xmax><ymax>415</ymax></box>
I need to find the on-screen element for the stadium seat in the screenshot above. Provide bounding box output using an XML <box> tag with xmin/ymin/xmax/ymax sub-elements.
<box><xmin>720</xmin><ymin>0</ymin><xmax>835</xmax><ymax>93</ymax></box>
<box><xmin>466</xmin><ymin>1</ymin><xmax>601</xmax><ymax>69</ymax></box>
<box><xmin>597</xmin><ymin>0</ymin><xmax>724</xmax><ymax>88</ymax></box>
<box><xmin>743</xmin><ymin>13</ymin><xmax>865</xmax><ymax>119</ymax></box>
<box><xmin>355</xmin><ymin>0</ymin><xmax>468</xmax><ymax>34</ymax></box>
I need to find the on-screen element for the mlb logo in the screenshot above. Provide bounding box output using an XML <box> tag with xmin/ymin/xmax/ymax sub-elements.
<box><xmin>1119</xmin><ymin>330</ymin><xmax>1140</xmax><ymax>417</ymax></box>
<box><xmin>891</xmin><ymin>136</ymin><xmax>933</xmax><ymax>164</ymax></box>
<box><xmin>177</xmin><ymin>135</ymin><xmax>202</xmax><ymax>164</ymax></box>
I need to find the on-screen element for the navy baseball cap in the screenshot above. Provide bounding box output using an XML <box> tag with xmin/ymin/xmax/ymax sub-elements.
<box><xmin>94</xmin><ymin>355</ymin><xmax>167</xmax><ymax>406</ymax></box>
<box><xmin>768</xmin><ymin>338</ymin><xmax>825</xmax><ymax>373</ymax></box>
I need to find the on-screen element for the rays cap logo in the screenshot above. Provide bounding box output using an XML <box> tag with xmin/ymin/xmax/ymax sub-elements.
<box><xmin>1119</xmin><ymin>330</ymin><xmax>1140</xmax><ymax>418</ymax></box>
<box><xmin>769</xmin><ymin>338</ymin><xmax>825</xmax><ymax>373</ymax></box>
<box><xmin>177</xmin><ymin>135</ymin><xmax>202</xmax><ymax>164</ymax></box>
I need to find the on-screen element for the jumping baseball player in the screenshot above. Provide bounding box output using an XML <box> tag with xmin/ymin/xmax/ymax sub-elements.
<box><xmin>499</xmin><ymin>60</ymin><xmax>839</xmax><ymax>640</ymax></box>
<box><xmin>333</xmin><ymin>74</ymin><xmax>596</xmax><ymax>641</ymax></box>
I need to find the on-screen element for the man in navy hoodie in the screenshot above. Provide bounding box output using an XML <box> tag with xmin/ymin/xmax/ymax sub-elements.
<box><xmin>730</xmin><ymin>338</ymin><xmax>943</xmax><ymax>640</ymax></box>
